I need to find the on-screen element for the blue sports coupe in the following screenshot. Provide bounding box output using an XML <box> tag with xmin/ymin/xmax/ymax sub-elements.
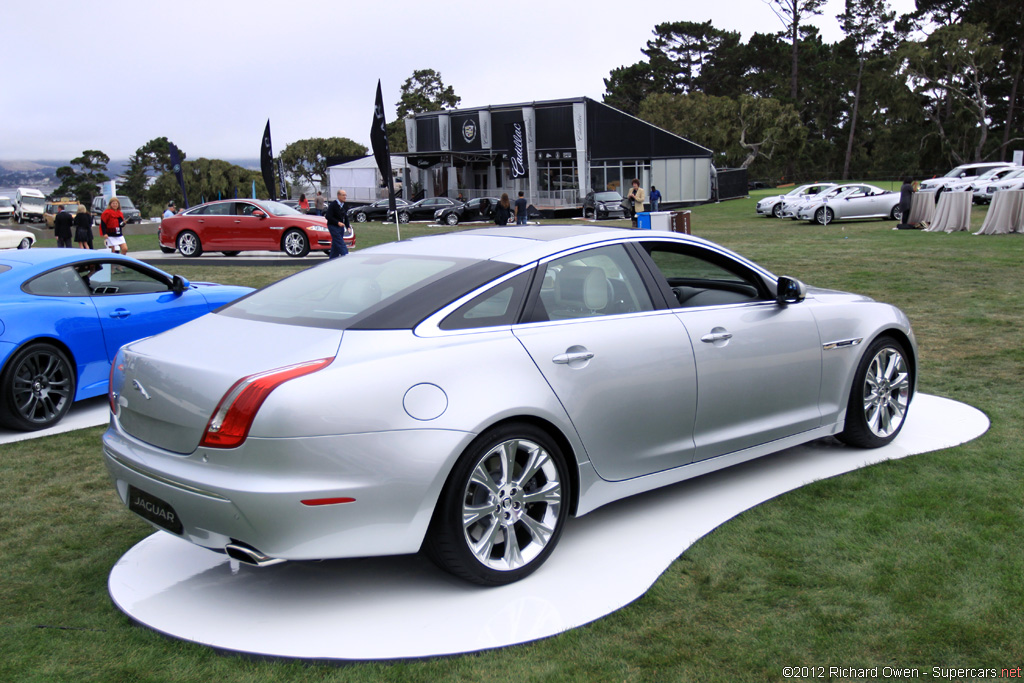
<box><xmin>0</xmin><ymin>249</ymin><xmax>253</xmax><ymax>431</ymax></box>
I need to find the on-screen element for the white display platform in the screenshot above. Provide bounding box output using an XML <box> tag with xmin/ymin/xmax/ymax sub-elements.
<box><xmin>0</xmin><ymin>396</ymin><xmax>108</xmax><ymax>445</ymax></box>
<box><xmin>108</xmin><ymin>394</ymin><xmax>987</xmax><ymax>661</ymax></box>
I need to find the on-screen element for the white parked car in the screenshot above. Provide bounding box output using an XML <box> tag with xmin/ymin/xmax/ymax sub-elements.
<box><xmin>0</xmin><ymin>228</ymin><xmax>36</xmax><ymax>249</ymax></box>
<box><xmin>918</xmin><ymin>162</ymin><xmax>1015</xmax><ymax>193</ymax></box>
<box><xmin>972</xmin><ymin>168</ymin><xmax>1024</xmax><ymax>204</ymax></box>
<box><xmin>0</xmin><ymin>197</ymin><xmax>15</xmax><ymax>221</ymax></box>
<box><xmin>756</xmin><ymin>183</ymin><xmax>837</xmax><ymax>218</ymax></box>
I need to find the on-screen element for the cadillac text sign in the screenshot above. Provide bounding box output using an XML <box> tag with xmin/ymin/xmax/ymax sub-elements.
<box><xmin>505</xmin><ymin>120</ymin><xmax>527</xmax><ymax>179</ymax></box>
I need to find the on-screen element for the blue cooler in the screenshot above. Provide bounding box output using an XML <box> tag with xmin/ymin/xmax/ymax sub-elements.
<box><xmin>636</xmin><ymin>212</ymin><xmax>651</xmax><ymax>229</ymax></box>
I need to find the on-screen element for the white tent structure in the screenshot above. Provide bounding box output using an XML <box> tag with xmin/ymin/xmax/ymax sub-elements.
<box><xmin>327</xmin><ymin>155</ymin><xmax>408</xmax><ymax>203</ymax></box>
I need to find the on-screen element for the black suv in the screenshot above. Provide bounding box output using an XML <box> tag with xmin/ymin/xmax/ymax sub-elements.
<box><xmin>91</xmin><ymin>195</ymin><xmax>142</xmax><ymax>225</ymax></box>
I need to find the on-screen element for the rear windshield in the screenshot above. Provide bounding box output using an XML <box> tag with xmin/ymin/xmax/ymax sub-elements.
<box><xmin>218</xmin><ymin>253</ymin><xmax>477</xmax><ymax>329</ymax></box>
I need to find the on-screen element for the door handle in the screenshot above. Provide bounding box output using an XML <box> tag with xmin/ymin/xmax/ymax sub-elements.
<box><xmin>552</xmin><ymin>351</ymin><xmax>595</xmax><ymax>364</ymax></box>
<box><xmin>109</xmin><ymin>309</ymin><xmax>131</xmax><ymax>319</ymax></box>
<box><xmin>700</xmin><ymin>331</ymin><xmax>733</xmax><ymax>343</ymax></box>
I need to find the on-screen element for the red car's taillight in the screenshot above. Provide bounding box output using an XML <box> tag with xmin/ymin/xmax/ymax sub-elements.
<box><xmin>200</xmin><ymin>358</ymin><xmax>332</xmax><ymax>449</ymax></box>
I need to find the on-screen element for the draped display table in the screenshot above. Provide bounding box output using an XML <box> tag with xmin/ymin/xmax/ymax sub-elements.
<box><xmin>907</xmin><ymin>192</ymin><xmax>935</xmax><ymax>227</ymax></box>
<box><xmin>923</xmin><ymin>191</ymin><xmax>972</xmax><ymax>232</ymax></box>
<box><xmin>975</xmin><ymin>189</ymin><xmax>1024</xmax><ymax>235</ymax></box>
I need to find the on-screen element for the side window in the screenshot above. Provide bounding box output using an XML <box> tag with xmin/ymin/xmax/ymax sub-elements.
<box><xmin>24</xmin><ymin>266</ymin><xmax>91</xmax><ymax>296</ymax></box>
<box><xmin>644</xmin><ymin>243</ymin><xmax>764</xmax><ymax>308</ymax></box>
<box><xmin>236</xmin><ymin>202</ymin><xmax>258</xmax><ymax>217</ymax></box>
<box><xmin>440</xmin><ymin>271</ymin><xmax>532</xmax><ymax>331</ymax></box>
<box><xmin>529</xmin><ymin>244</ymin><xmax>654</xmax><ymax>322</ymax></box>
<box><xmin>82</xmin><ymin>262</ymin><xmax>170</xmax><ymax>295</ymax></box>
<box><xmin>204</xmin><ymin>203</ymin><xmax>232</xmax><ymax>216</ymax></box>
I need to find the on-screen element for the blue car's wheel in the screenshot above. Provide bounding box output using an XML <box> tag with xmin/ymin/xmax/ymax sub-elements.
<box><xmin>0</xmin><ymin>342</ymin><xmax>77</xmax><ymax>431</ymax></box>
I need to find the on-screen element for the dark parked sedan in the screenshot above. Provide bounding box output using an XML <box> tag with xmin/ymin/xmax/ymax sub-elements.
<box><xmin>434</xmin><ymin>197</ymin><xmax>498</xmax><ymax>226</ymax></box>
<box><xmin>397</xmin><ymin>197</ymin><xmax>460</xmax><ymax>223</ymax></box>
<box><xmin>583</xmin><ymin>191</ymin><xmax>626</xmax><ymax>220</ymax></box>
<box><xmin>348</xmin><ymin>198</ymin><xmax>410</xmax><ymax>223</ymax></box>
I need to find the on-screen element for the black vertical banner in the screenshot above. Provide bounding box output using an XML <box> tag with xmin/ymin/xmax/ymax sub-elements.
<box><xmin>168</xmin><ymin>142</ymin><xmax>189</xmax><ymax>208</ymax></box>
<box><xmin>260</xmin><ymin>119</ymin><xmax>276</xmax><ymax>201</ymax></box>
<box><xmin>505</xmin><ymin>119</ymin><xmax>527</xmax><ymax>178</ymax></box>
<box><xmin>370</xmin><ymin>80</ymin><xmax>396</xmax><ymax>214</ymax></box>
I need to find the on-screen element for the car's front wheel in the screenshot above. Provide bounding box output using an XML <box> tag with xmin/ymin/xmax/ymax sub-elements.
<box><xmin>18</xmin><ymin>237</ymin><xmax>31</xmax><ymax>249</ymax></box>
<box><xmin>282</xmin><ymin>229</ymin><xmax>310</xmax><ymax>257</ymax></box>
<box><xmin>445</xmin><ymin>213</ymin><xmax>459</xmax><ymax>226</ymax></box>
<box><xmin>354</xmin><ymin>212</ymin><xmax>368</xmax><ymax>223</ymax></box>
<box><xmin>177</xmin><ymin>231</ymin><xmax>202</xmax><ymax>257</ymax></box>
<box><xmin>0</xmin><ymin>342</ymin><xmax>76</xmax><ymax>431</ymax></box>
<box><xmin>772</xmin><ymin>203</ymin><xmax>783</xmax><ymax>218</ymax></box>
<box><xmin>425</xmin><ymin>423</ymin><xmax>569</xmax><ymax>585</ymax></box>
<box><xmin>890</xmin><ymin>205</ymin><xmax>903</xmax><ymax>221</ymax></box>
<box><xmin>837</xmin><ymin>337</ymin><xmax>912</xmax><ymax>448</ymax></box>
<box><xmin>815</xmin><ymin>207</ymin><xmax>834</xmax><ymax>225</ymax></box>
<box><xmin>398</xmin><ymin>211</ymin><xmax>410</xmax><ymax>224</ymax></box>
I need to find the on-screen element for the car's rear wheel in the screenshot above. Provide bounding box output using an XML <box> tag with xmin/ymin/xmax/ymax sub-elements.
<box><xmin>354</xmin><ymin>212</ymin><xmax>368</xmax><ymax>223</ymax></box>
<box><xmin>815</xmin><ymin>207</ymin><xmax>834</xmax><ymax>225</ymax></box>
<box><xmin>18</xmin><ymin>237</ymin><xmax>31</xmax><ymax>249</ymax></box>
<box><xmin>0</xmin><ymin>342</ymin><xmax>76</xmax><ymax>431</ymax></box>
<box><xmin>445</xmin><ymin>213</ymin><xmax>459</xmax><ymax>226</ymax></box>
<box><xmin>282</xmin><ymin>229</ymin><xmax>309</xmax><ymax>257</ymax></box>
<box><xmin>772</xmin><ymin>203</ymin><xmax>782</xmax><ymax>218</ymax></box>
<box><xmin>837</xmin><ymin>337</ymin><xmax>912</xmax><ymax>448</ymax></box>
<box><xmin>425</xmin><ymin>423</ymin><xmax>569</xmax><ymax>585</ymax></box>
<box><xmin>177</xmin><ymin>231</ymin><xmax>202</xmax><ymax>257</ymax></box>
<box><xmin>398</xmin><ymin>211</ymin><xmax>410</xmax><ymax>224</ymax></box>
<box><xmin>890</xmin><ymin>205</ymin><xmax>903</xmax><ymax>221</ymax></box>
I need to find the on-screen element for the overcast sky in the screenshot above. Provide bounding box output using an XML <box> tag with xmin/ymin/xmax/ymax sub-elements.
<box><xmin>2</xmin><ymin>0</ymin><xmax>917</xmax><ymax>161</ymax></box>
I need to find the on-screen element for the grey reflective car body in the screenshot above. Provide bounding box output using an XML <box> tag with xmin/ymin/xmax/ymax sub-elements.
<box><xmin>757</xmin><ymin>183</ymin><xmax>836</xmax><ymax>218</ymax></box>
<box><xmin>103</xmin><ymin>225</ymin><xmax>917</xmax><ymax>584</ymax></box>
<box><xmin>796</xmin><ymin>183</ymin><xmax>901</xmax><ymax>223</ymax></box>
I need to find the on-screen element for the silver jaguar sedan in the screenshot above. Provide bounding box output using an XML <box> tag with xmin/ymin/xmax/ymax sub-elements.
<box><xmin>103</xmin><ymin>226</ymin><xmax>916</xmax><ymax>585</ymax></box>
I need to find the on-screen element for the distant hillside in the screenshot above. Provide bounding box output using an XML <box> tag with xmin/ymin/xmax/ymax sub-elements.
<box><xmin>0</xmin><ymin>157</ymin><xmax>260</xmax><ymax>190</ymax></box>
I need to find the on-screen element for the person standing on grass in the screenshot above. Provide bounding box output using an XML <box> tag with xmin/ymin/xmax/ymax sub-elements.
<box><xmin>514</xmin><ymin>191</ymin><xmax>528</xmax><ymax>225</ymax></box>
<box><xmin>74</xmin><ymin>205</ymin><xmax>94</xmax><ymax>249</ymax></box>
<box><xmin>100</xmin><ymin>198</ymin><xmax>128</xmax><ymax>255</ymax></box>
<box><xmin>325</xmin><ymin>190</ymin><xmax>350</xmax><ymax>259</ymax></box>
<box><xmin>53</xmin><ymin>206</ymin><xmax>74</xmax><ymax>248</ymax></box>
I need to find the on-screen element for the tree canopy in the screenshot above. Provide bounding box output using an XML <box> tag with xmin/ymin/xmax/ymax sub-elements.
<box><xmin>53</xmin><ymin>151</ymin><xmax>110</xmax><ymax>206</ymax></box>
<box><xmin>280</xmin><ymin>137</ymin><xmax>368</xmax><ymax>191</ymax></box>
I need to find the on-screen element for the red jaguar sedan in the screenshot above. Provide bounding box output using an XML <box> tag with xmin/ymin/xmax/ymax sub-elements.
<box><xmin>159</xmin><ymin>199</ymin><xmax>355</xmax><ymax>258</ymax></box>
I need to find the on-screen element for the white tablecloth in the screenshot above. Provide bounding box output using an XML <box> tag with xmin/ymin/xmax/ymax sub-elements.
<box><xmin>975</xmin><ymin>189</ymin><xmax>1024</xmax><ymax>235</ymax></box>
<box><xmin>924</xmin><ymin>191</ymin><xmax>972</xmax><ymax>232</ymax></box>
<box><xmin>907</xmin><ymin>192</ymin><xmax>935</xmax><ymax>227</ymax></box>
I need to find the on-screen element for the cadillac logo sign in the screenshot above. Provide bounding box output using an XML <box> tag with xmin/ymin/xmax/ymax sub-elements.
<box><xmin>462</xmin><ymin>120</ymin><xmax>477</xmax><ymax>144</ymax></box>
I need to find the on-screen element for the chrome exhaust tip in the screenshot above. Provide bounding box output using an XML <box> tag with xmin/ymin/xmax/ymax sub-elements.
<box><xmin>225</xmin><ymin>542</ymin><xmax>287</xmax><ymax>567</ymax></box>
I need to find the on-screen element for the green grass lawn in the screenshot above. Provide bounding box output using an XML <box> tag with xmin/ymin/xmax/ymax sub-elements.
<box><xmin>4</xmin><ymin>199</ymin><xmax>1023</xmax><ymax>682</ymax></box>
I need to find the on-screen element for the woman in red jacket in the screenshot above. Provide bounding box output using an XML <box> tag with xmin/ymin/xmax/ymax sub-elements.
<box><xmin>100</xmin><ymin>198</ymin><xmax>127</xmax><ymax>254</ymax></box>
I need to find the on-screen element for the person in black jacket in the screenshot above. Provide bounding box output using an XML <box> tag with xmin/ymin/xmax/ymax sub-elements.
<box><xmin>494</xmin><ymin>193</ymin><xmax>513</xmax><ymax>226</ymax></box>
<box><xmin>53</xmin><ymin>206</ymin><xmax>74</xmax><ymax>248</ymax></box>
<box><xmin>325</xmin><ymin>190</ymin><xmax>350</xmax><ymax>259</ymax></box>
<box><xmin>73</xmin><ymin>205</ymin><xmax>94</xmax><ymax>248</ymax></box>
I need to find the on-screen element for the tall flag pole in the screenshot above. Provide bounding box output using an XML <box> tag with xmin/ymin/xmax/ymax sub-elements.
<box><xmin>370</xmin><ymin>80</ymin><xmax>398</xmax><ymax>240</ymax></box>
<box><xmin>260</xmin><ymin>119</ymin><xmax>277</xmax><ymax>201</ymax></box>
<box><xmin>168</xmin><ymin>142</ymin><xmax>189</xmax><ymax>208</ymax></box>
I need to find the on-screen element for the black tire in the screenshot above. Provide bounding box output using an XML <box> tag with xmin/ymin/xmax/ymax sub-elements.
<box><xmin>837</xmin><ymin>337</ymin><xmax>912</xmax><ymax>448</ymax></box>
<box><xmin>221</xmin><ymin>251</ymin><xmax>240</xmax><ymax>257</ymax></box>
<box><xmin>445</xmin><ymin>213</ymin><xmax>459</xmax><ymax>226</ymax></box>
<box><xmin>18</xmin><ymin>237</ymin><xmax>31</xmax><ymax>249</ymax></box>
<box><xmin>159</xmin><ymin>246</ymin><xmax>175</xmax><ymax>254</ymax></box>
<box><xmin>890</xmin><ymin>205</ymin><xmax>903</xmax><ymax>221</ymax></box>
<box><xmin>771</xmin><ymin>203</ymin><xmax>783</xmax><ymax>218</ymax></box>
<box><xmin>354</xmin><ymin>212</ymin><xmax>368</xmax><ymax>223</ymax></box>
<box><xmin>282</xmin><ymin>229</ymin><xmax>309</xmax><ymax>257</ymax></box>
<box><xmin>815</xmin><ymin>207</ymin><xmax>834</xmax><ymax>225</ymax></box>
<box><xmin>425</xmin><ymin>423</ymin><xmax>570</xmax><ymax>585</ymax></box>
<box><xmin>0</xmin><ymin>343</ymin><xmax>76</xmax><ymax>431</ymax></box>
<box><xmin>177</xmin><ymin>230</ymin><xmax>202</xmax><ymax>257</ymax></box>
<box><xmin>398</xmin><ymin>211</ymin><xmax>410</xmax><ymax>224</ymax></box>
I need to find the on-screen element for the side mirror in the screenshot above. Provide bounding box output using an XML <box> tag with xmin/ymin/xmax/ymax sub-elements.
<box><xmin>776</xmin><ymin>276</ymin><xmax>806</xmax><ymax>305</ymax></box>
<box><xmin>252</xmin><ymin>210</ymin><xmax>266</xmax><ymax>218</ymax></box>
<box><xmin>171</xmin><ymin>274</ymin><xmax>190</xmax><ymax>294</ymax></box>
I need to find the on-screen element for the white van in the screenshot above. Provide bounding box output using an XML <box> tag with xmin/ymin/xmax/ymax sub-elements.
<box><xmin>13</xmin><ymin>188</ymin><xmax>46</xmax><ymax>223</ymax></box>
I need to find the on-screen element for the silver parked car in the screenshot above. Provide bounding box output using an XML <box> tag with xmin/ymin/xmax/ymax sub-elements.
<box><xmin>796</xmin><ymin>183</ymin><xmax>903</xmax><ymax>224</ymax></box>
<box><xmin>103</xmin><ymin>226</ymin><xmax>917</xmax><ymax>585</ymax></box>
<box><xmin>756</xmin><ymin>183</ymin><xmax>837</xmax><ymax>218</ymax></box>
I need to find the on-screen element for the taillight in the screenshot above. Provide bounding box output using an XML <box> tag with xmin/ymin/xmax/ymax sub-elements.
<box><xmin>109</xmin><ymin>352</ymin><xmax>124</xmax><ymax>414</ymax></box>
<box><xmin>200</xmin><ymin>358</ymin><xmax>332</xmax><ymax>449</ymax></box>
